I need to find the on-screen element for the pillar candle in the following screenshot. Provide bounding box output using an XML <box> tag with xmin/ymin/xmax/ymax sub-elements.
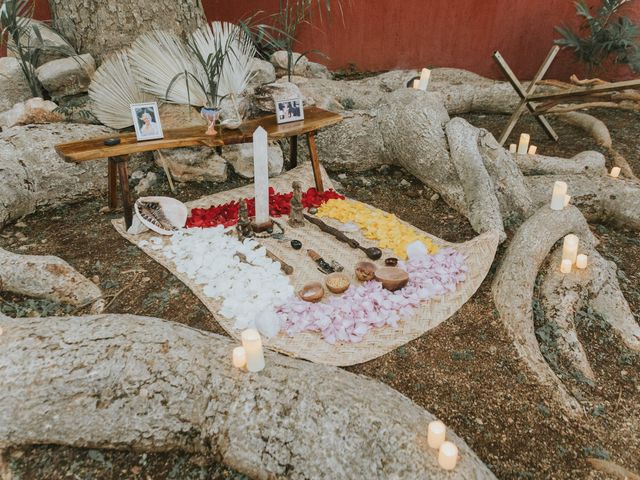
<box><xmin>562</xmin><ymin>234</ymin><xmax>579</xmax><ymax>265</ymax></box>
<box><xmin>550</xmin><ymin>181</ymin><xmax>568</xmax><ymax>211</ymax></box>
<box><xmin>564</xmin><ymin>195</ymin><xmax>571</xmax><ymax>207</ymax></box>
<box><xmin>528</xmin><ymin>145</ymin><xmax>538</xmax><ymax>155</ymax></box>
<box><xmin>610</xmin><ymin>167</ymin><xmax>621</xmax><ymax>178</ymax></box>
<box><xmin>253</xmin><ymin>127</ymin><xmax>270</xmax><ymax>226</ymax></box>
<box><xmin>576</xmin><ymin>254</ymin><xmax>588</xmax><ymax>270</ymax></box>
<box><xmin>560</xmin><ymin>259</ymin><xmax>572</xmax><ymax>274</ymax></box>
<box><xmin>418</xmin><ymin>68</ymin><xmax>431</xmax><ymax>91</ymax></box>
<box><xmin>427</xmin><ymin>421</ymin><xmax>446</xmax><ymax>449</ymax></box>
<box><xmin>438</xmin><ymin>442</ymin><xmax>459</xmax><ymax>470</ymax></box>
<box><xmin>509</xmin><ymin>144</ymin><xmax>517</xmax><ymax>153</ymax></box>
<box><xmin>232</xmin><ymin>346</ymin><xmax>247</xmax><ymax>369</ymax></box>
<box><xmin>412</xmin><ymin>79</ymin><xmax>420</xmax><ymax>89</ymax></box>
<box><xmin>241</xmin><ymin>329</ymin><xmax>265</xmax><ymax>372</ymax></box>
<box><xmin>517</xmin><ymin>133</ymin><xmax>530</xmax><ymax>154</ymax></box>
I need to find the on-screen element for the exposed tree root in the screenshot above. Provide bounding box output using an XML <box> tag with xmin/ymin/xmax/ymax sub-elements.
<box><xmin>511</xmin><ymin>151</ymin><xmax>606</xmax><ymax>177</ymax></box>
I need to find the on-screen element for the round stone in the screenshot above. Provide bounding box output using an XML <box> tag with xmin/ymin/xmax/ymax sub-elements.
<box><xmin>308</xmin><ymin>207</ymin><xmax>318</xmax><ymax>215</ymax></box>
<box><xmin>291</xmin><ymin>240</ymin><xmax>303</xmax><ymax>250</ymax></box>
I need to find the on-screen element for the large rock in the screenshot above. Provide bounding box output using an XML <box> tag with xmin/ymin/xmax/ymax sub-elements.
<box><xmin>0</xmin><ymin>97</ymin><xmax>62</xmax><ymax>129</ymax></box>
<box><xmin>252</xmin><ymin>81</ymin><xmax>304</xmax><ymax>113</ymax></box>
<box><xmin>7</xmin><ymin>19</ymin><xmax>76</xmax><ymax>67</ymax></box>
<box><xmin>248</xmin><ymin>58</ymin><xmax>276</xmax><ymax>88</ymax></box>
<box><xmin>0</xmin><ymin>123</ymin><xmax>114</xmax><ymax>228</ymax></box>
<box><xmin>0</xmin><ymin>57</ymin><xmax>32</xmax><ymax>112</ymax></box>
<box><xmin>154</xmin><ymin>147</ymin><xmax>228</xmax><ymax>183</ymax></box>
<box><xmin>270</xmin><ymin>50</ymin><xmax>308</xmax><ymax>74</ymax></box>
<box><xmin>157</xmin><ymin>103</ymin><xmax>207</xmax><ymax>129</ymax></box>
<box><xmin>36</xmin><ymin>54</ymin><xmax>96</xmax><ymax>97</ymax></box>
<box><xmin>223</xmin><ymin>143</ymin><xmax>284</xmax><ymax>179</ymax></box>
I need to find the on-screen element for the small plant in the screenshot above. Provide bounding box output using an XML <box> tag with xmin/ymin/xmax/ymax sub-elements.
<box><xmin>555</xmin><ymin>0</ymin><xmax>640</xmax><ymax>73</ymax></box>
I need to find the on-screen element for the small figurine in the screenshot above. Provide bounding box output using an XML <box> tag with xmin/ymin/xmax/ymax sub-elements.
<box><xmin>288</xmin><ymin>181</ymin><xmax>305</xmax><ymax>228</ymax></box>
<box><xmin>236</xmin><ymin>199</ymin><xmax>253</xmax><ymax>239</ymax></box>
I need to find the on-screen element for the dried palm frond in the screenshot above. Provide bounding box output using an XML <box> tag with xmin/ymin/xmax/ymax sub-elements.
<box><xmin>129</xmin><ymin>30</ymin><xmax>208</xmax><ymax>107</ymax></box>
<box><xmin>219</xmin><ymin>23</ymin><xmax>257</xmax><ymax>97</ymax></box>
<box><xmin>89</xmin><ymin>51</ymin><xmax>152</xmax><ymax>129</ymax></box>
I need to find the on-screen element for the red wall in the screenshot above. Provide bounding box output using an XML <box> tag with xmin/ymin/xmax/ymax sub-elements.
<box><xmin>25</xmin><ymin>0</ymin><xmax>640</xmax><ymax>81</ymax></box>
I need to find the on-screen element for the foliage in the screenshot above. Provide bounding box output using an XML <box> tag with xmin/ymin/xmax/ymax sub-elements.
<box><xmin>555</xmin><ymin>0</ymin><xmax>640</xmax><ymax>73</ymax></box>
<box><xmin>0</xmin><ymin>0</ymin><xmax>76</xmax><ymax>97</ymax></box>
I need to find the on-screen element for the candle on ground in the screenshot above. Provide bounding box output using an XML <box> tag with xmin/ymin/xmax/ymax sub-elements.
<box><xmin>427</xmin><ymin>421</ymin><xmax>446</xmax><ymax>449</ymax></box>
<box><xmin>562</xmin><ymin>234</ymin><xmax>579</xmax><ymax>265</ymax></box>
<box><xmin>550</xmin><ymin>181</ymin><xmax>568</xmax><ymax>211</ymax></box>
<box><xmin>560</xmin><ymin>259</ymin><xmax>572</xmax><ymax>274</ymax></box>
<box><xmin>517</xmin><ymin>133</ymin><xmax>530</xmax><ymax>154</ymax></box>
<box><xmin>232</xmin><ymin>346</ymin><xmax>247</xmax><ymax>369</ymax></box>
<box><xmin>418</xmin><ymin>68</ymin><xmax>431</xmax><ymax>91</ymax></box>
<box><xmin>610</xmin><ymin>167</ymin><xmax>621</xmax><ymax>178</ymax></box>
<box><xmin>564</xmin><ymin>195</ymin><xmax>571</xmax><ymax>207</ymax></box>
<box><xmin>241</xmin><ymin>329</ymin><xmax>265</xmax><ymax>372</ymax></box>
<box><xmin>528</xmin><ymin>145</ymin><xmax>538</xmax><ymax>155</ymax></box>
<box><xmin>412</xmin><ymin>79</ymin><xmax>420</xmax><ymax>89</ymax></box>
<box><xmin>576</xmin><ymin>254</ymin><xmax>588</xmax><ymax>270</ymax></box>
<box><xmin>253</xmin><ymin>127</ymin><xmax>270</xmax><ymax>227</ymax></box>
<box><xmin>509</xmin><ymin>144</ymin><xmax>517</xmax><ymax>153</ymax></box>
<box><xmin>438</xmin><ymin>442</ymin><xmax>459</xmax><ymax>470</ymax></box>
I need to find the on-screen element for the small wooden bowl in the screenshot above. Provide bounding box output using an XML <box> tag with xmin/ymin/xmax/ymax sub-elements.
<box><xmin>299</xmin><ymin>282</ymin><xmax>325</xmax><ymax>303</ymax></box>
<box><xmin>385</xmin><ymin>257</ymin><xmax>399</xmax><ymax>267</ymax></box>
<box><xmin>325</xmin><ymin>272</ymin><xmax>350</xmax><ymax>294</ymax></box>
<box><xmin>375</xmin><ymin>267</ymin><xmax>409</xmax><ymax>291</ymax></box>
<box><xmin>355</xmin><ymin>261</ymin><xmax>377</xmax><ymax>282</ymax></box>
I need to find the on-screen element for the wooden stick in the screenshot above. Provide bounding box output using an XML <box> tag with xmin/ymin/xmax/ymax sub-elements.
<box><xmin>587</xmin><ymin>458</ymin><xmax>640</xmax><ymax>480</ymax></box>
<box><xmin>156</xmin><ymin>150</ymin><xmax>176</xmax><ymax>194</ymax></box>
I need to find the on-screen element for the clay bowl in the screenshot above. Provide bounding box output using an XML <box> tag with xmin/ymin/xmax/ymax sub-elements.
<box><xmin>355</xmin><ymin>261</ymin><xmax>377</xmax><ymax>282</ymax></box>
<box><xmin>374</xmin><ymin>267</ymin><xmax>409</xmax><ymax>292</ymax></box>
<box><xmin>299</xmin><ymin>282</ymin><xmax>325</xmax><ymax>303</ymax></box>
<box><xmin>325</xmin><ymin>272</ymin><xmax>351</xmax><ymax>294</ymax></box>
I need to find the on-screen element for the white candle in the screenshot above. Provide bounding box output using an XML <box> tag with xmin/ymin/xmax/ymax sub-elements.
<box><xmin>564</xmin><ymin>195</ymin><xmax>571</xmax><ymax>207</ymax></box>
<box><xmin>438</xmin><ymin>442</ymin><xmax>458</xmax><ymax>470</ymax></box>
<box><xmin>509</xmin><ymin>144</ymin><xmax>517</xmax><ymax>153</ymax></box>
<box><xmin>427</xmin><ymin>421</ymin><xmax>446</xmax><ymax>449</ymax></box>
<box><xmin>576</xmin><ymin>254</ymin><xmax>588</xmax><ymax>270</ymax></box>
<box><xmin>253</xmin><ymin>127</ymin><xmax>270</xmax><ymax>226</ymax></box>
<box><xmin>528</xmin><ymin>145</ymin><xmax>537</xmax><ymax>155</ymax></box>
<box><xmin>418</xmin><ymin>68</ymin><xmax>431</xmax><ymax>91</ymax></box>
<box><xmin>610</xmin><ymin>167</ymin><xmax>621</xmax><ymax>178</ymax></box>
<box><xmin>550</xmin><ymin>181</ymin><xmax>568</xmax><ymax>211</ymax></box>
<box><xmin>412</xmin><ymin>79</ymin><xmax>420</xmax><ymax>89</ymax></box>
<box><xmin>562</xmin><ymin>234</ymin><xmax>579</xmax><ymax>265</ymax></box>
<box><xmin>241</xmin><ymin>328</ymin><xmax>265</xmax><ymax>372</ymax></box>
<box><xmin>232</xmin><ymin>346</ymin><xmax>247</xmax><ymax>369</ymax></box>
<box><xmin>560</xmin><ymin>259</ymin><xmax>572</xmax><ymax>274</ymax></box>
<box><xmin>517</xmin><ymin>133</ymin><xmax>530</xmax><ymax>155</ymax></box>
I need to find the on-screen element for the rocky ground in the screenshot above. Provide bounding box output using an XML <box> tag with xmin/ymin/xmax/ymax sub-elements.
<box><xmin>1</xmin><ymin>109</ymin><xmax>639</xmax><ymax>479</ymax></box>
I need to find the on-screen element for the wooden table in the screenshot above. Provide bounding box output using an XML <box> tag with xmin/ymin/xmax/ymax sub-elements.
<box><xmin>55</xmin><ymin>107</ymin><xmax>343</xmax><ymax>229</ymax></box>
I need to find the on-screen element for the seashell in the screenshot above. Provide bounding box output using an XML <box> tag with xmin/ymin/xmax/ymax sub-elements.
<box><xmin>134</xmin><ymin>196</ymin><xmax>188</xmax><ymax>236</ymax></box>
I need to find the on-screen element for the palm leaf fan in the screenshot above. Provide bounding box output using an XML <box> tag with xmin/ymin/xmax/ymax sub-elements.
<box><xmin>129</xmin><ymin>30</ymin><xmax>208</xmax><ymax>107</ymax></box>
<box><xmin>88</xmin><ymin>51</ymin><xmax>153</xmax><ymax>129</ymax></box>
<box><xmin>219</xmin><ymin>23</ymin><xmax>257</xmax><ymax>97</ymax></box>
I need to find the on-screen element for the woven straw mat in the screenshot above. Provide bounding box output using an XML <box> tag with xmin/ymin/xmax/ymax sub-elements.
<box><xmin>114</xmin><ymin>165</ymin><xmax>500</xmax><ymax>366</ymax></box>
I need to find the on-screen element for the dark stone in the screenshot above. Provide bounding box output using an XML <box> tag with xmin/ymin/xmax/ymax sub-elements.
<box><xmin>291</xmin><ymin>240</ymin><xmax>303</xmax><ymax>250</ymax></box>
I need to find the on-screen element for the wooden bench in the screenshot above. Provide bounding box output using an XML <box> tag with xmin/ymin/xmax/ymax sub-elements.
<box><xmin>55</xmin><ymin>107</ymin><xmax>343</xmax><ymax>229</ymax></box>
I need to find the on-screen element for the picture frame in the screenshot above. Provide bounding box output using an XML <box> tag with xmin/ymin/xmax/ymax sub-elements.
<box><xmin>275</xmin><ymin>98</ymin><xmax>304</xmax><ymax>124</ymax></box>
<box><xmin>131</xmin><ymin>102</ymin><xmax>164</xmax><ymax>141</ymax></box>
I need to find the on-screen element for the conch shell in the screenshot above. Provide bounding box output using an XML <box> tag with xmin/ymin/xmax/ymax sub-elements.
<box><xmin>128</xmin><ymin>196</ymin><xmax>188</xmax><ymax>235</ymax></box>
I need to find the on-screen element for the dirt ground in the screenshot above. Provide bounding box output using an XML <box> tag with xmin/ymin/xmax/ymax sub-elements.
<box><xmin>1</xmin><ymin>108</ymin><xmax>639</xmax><ymax>480</ymax></box>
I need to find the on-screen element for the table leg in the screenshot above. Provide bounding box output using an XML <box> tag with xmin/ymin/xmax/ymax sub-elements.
<box><xmin>114</xmin><ymin>155</ymin><xmax>133</xmax><ymax>229</ymax></box>
<box><xmin>307</xmin><ymin>131</ymin><xmax>324</xmax><ymax>193</ymax></box>
<box><xmin>290</xmin><ymin>135</ymin><xmax>298</xmax><ymax>168</ymax></box>
<box><xmin>108</xmin><ymin>157</ymin><xmax>118</xmax><ymax>209</ymax></box>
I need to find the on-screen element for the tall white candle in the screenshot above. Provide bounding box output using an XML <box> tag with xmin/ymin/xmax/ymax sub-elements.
<box><xmin>428</xmin><ymin>421</ymin><xmax>446</xmax><ymax>449</ymax></box>
<box><xmin>517</xmin><ymin>133</ymin><xmax>530</xmax><ymax>155</ymax></box>
<box><xmin>418</xmin><ymin>68</ymin><xmax>431</xmax><ymax>91</ymax></box>
<box><xmin>576</xmin><ymin>254</ymin><xmax>588</xmax><ymax>270</ymax></box>
<box><xmin>253</xmin><ymin>127</ymin><xmax>270</xmax><ymax>226</ymax></box>
<box><xmin>560</xmin><ymin>259</ymin><xmax>572</xmax><ymax>274</ymax></box>
<box><xmin>509</xmin><ymin>144</ymin><xmax>517</xmax><ymax>153</ymax></box>
<box><xmin>232</xmin><ymin>346</ymin><xmax>247</xmax><ymax>369</ymax></box>
<box><xmin>438</xmin><ymin>442</ymin><xmax>459</xmax><ymax>470</ymax></box>
<box><xmin>241</xmin><ymin>328</ymin><xmax>265</xmax><ymax>372</ymax></box>
<box><xmin>550</xmin><ymin>181</ymin><xmax>568</xmax><ymax>211</ymax></box>
<box><xmin>610</xmin><ymin>167</ymin><xmax>621</xmax><ymax>178</ymax></box>
<box><xmin>562</xmin><ymin>234</ymin><xmax>579</xmax><ymax>265</ymax></box>
<box><xmin>412</xmin><ymin>79</ymin><xmax>420</xmax><ymax>89</ymax></box>
<box><xmin>528</xmin><ymin>145</ymin><xmax>538</xmax><ymax>155</ymax></box>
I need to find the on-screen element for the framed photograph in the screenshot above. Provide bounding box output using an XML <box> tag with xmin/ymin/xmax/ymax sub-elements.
<box><xmin>131</xmin><ymin>102</ymin><xmax>164</xmax><ymax>141</ymax></box>
<box><xmin>275</xmin><ymin>98</ymin><xmax>304</xmax><ymax>124</ymax></box>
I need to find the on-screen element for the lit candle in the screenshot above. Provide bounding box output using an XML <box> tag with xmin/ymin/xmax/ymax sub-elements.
<box><xmin>232</xmin><ymin>346</ymin><xmax>247</xmax><ymax>369</ymax></box>
<box><xmin>528</xmin><ymin>145</ymin><xmax>537</xmax><ymax>155</ymax></box>
<box><xmin>576</xmin><ymin>254</ymin><xmax>588</xmax><ymax>270</ymax></box>
<box><xmin>418</xmin><ymin>68</ymin><xmax>431</xmax><ymax>91</ymax></box>
<box><xmin>509</xmin><ymin>144</ymin><xmax>517</xmax><ymax>153</ymax></box>
<box><xmin>562</xmin><ymin>234</ymin><xmax>579</xmax><ymax>265</ymax></box>
<box><xmin>427</xmin><ymin>421</ymin><xmax>446</xmax><ymax>449</ymax></box>
<box><xmin>253</xmin><ymin>126</ymin><xmax>270</xmax><ymax>227</ymax></box>
<box><xmin>438</xmin><ymin>442</ymin><xmax>459</xmax><ymax>470</ymax></box>
<box><xmin>564</xmin><ymin>195</ymin><xmax>571</xmax><ymax>207</ymax></box>
<box><xmin>550</xmin><ymin>181</ymin><xmax>568</xmax><ymax>211</ymax></box>
<box><xmin>560</xmin><ymin>259</ymin><xmax>572</xmax><ymax>274</ymax></box>
<box><xmin>610</xmin><ymin>167</ymin><xmax>621</xmax><ymax>178</ymax></box>
<box><xmin>241</xmin><ymin>328</ymin><xmax>265</xmax><ymax>372</ymax></box>
<box><xmin>412</xmin><ymin>79</ymin><xmax>420</xmax><ymax>89</ymax></box>
<box><xmin>517</xmin><ymin>133</ymin><xmax>530</xmax><ymax>155</ymax></box>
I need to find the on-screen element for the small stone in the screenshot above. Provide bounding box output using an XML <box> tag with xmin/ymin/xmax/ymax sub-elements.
<box><xmin>338</xmin><ymin>173</ymin><xmax>348</xmax><ymax>180</ymax></box>
<box><xmin>15</xmin><ymin>221</ymin><xmax>27</xmax><ymax>228</ymax></box>
<box><xmin>14</xmin><ymin>232</ymin><xmax>27</xmax><ymax>241</ymax></box>
<box><xmin>142</xmin><ymin>277</ymin><xmax>151</xmax><ymax>283</ymax></box>
<box><xmin>489</xmin><ymin>346</ymin><xmax>497</xmax><ymax>355</ymax></box>
<box><xmin>399</xmin><ymin>179</ymin><xmax>410</xmax><ymax>187</ymax></box>
<box><xmin>621</xmin><ymin>370</ymin><xmax>628</xmax><ymax>377</ymax></box>
<box><xmin>131</xmin><ymin>170</ymin><xmax>145</xmax><ymax>181</ymax></box>
<box><xmin>360</xmin><ymin>177</ymin><xmax>373</xmax><ymax>187</ymax></box>
<box><xmin>291</xmin><ymin>240</ymin><xmax>303</xmax><ymax>250</ymax></box>
<box><xmin>99</xmin><ymin>206</ymin><xmax>111</xmax><ymax>214</ymax></box>
<box><xmin>430</xmin><ymin>193</ymin><xmax>440</xmax><ymax>202</ymax></box>
<box><xmin>91</xmin><ymin>275</ymin><xmax>100</xmax><ymax>284</ymax></box>
<box><xmin>308</xmin><ymin>207</ymin><xmax>318</xmax><ymax>215</ymax></box>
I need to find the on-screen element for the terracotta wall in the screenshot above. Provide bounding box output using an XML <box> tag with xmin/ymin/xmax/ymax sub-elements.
<box><xmin>26</xmin><ymin>0</ymin><xmax>640</xmax><ymax>80</ymax></box>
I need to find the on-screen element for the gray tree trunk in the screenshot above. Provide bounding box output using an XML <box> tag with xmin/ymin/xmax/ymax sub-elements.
<box><xmin>48</xmin><ymin>0</ymin><xmax>206</xmax><ymax>61</ymax></box>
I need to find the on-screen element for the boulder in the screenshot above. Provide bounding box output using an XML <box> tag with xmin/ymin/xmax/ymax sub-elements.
<box><xmin>134</xmin><ymin>171</ymin><xmax>160</xmax><ymax>195</ymax></box>
<box><xmin>270</xmin><ymin>50</ymin><xmax>309</xmax><ymax>74</ymax></box>
<box><xmin>0</xmin><ymin>57</ymin><xmax>32</xmax><ymax>112</ymax></box>
<box><xmin>157</xmin><ymin>103</ymin><xmax>207</xmax><ymax>129</ymax></box>
<box><xmin>303</xmin><ymin>61</ymin><xmax>332</xmax><ymax>79</ymax></box>
<box><xmin>252</xmin><ymin>81</ymin><xmax>304</xmax><ymax>113</ymax></box>
<box><xmin>7</xmin><ymin>19</ymin><xmax>76</xmax><ymax>67</ymax></box>
<box><xmin>0</xmin><ymin>123</ymin><xmax>115</xmax><ymax>228</ymax></box>
<box><xmin>155</xmin><ymin>147</ymin><xmax>228</xmax><ymax>183</ymax></box>
<box><xmin>36</xmin><ymin>54</ymin><xmax>96</xmax><ymax>97</ymax></box>
<box><xmin>0</xmin><ymin>97</ymin><xmax>62</xmax><ymax>129</ymax></box>
<box><xmin>248</xmin><ymin>57</ymin><xmax>277</xmax><ymax>88</ymax></box>
<box><xmin>223</xmin><ymin>143</ymin><xmax>284</xmax><ymax>179</ymax></box>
